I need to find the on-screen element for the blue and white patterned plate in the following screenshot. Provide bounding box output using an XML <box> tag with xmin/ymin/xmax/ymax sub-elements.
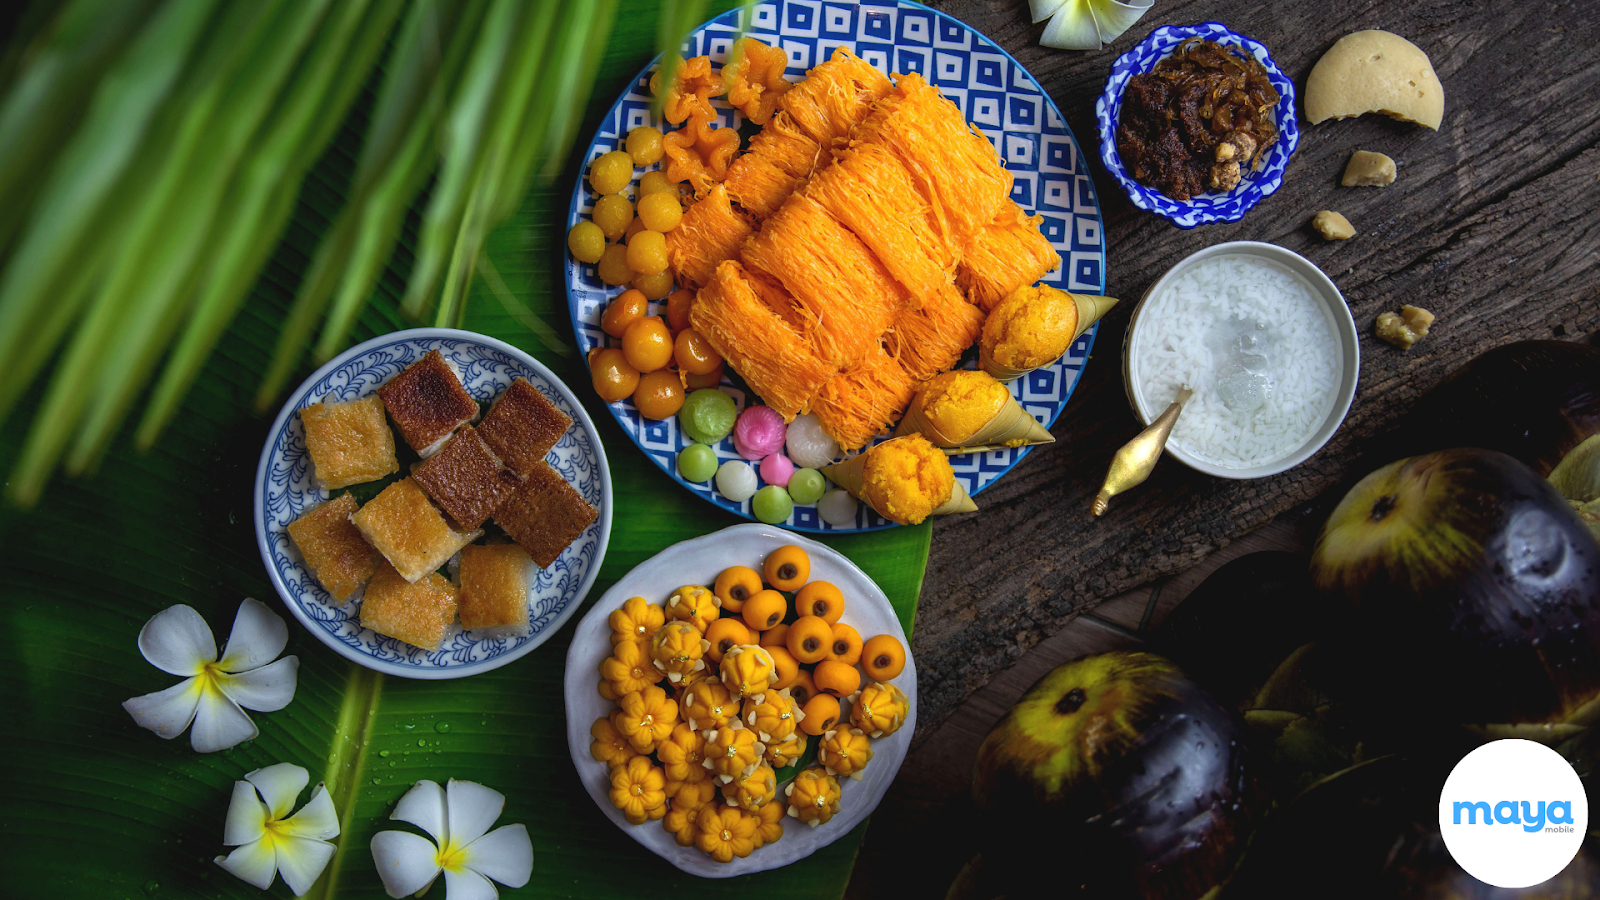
<box><xmin>1094</xmin><ymin>22</ymin><xmax>1300</xmax><ymax>229</ymax></box>
<box><xmin>565</xmin><ymin>0</ymin><xmax>1107</xmax><ymax>533</ymax></box>
<box><xmin>254</xmin><ymin>328</ymin><xmax>612</xmax><ymax>680</ymax></box>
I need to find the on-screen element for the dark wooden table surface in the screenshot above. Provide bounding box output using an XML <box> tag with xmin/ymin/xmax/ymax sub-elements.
<box><xmin>853</xmin><ymin>0</ymin><xmax>1600</xmax><ymax>894</ymax></box>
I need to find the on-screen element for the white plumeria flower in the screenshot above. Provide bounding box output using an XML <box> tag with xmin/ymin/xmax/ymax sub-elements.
<box><xmin>370</xmin><ymin>779</ymin><xmax>533</xmax><ymax>900</ymax></box>
<box><xmin>1033</xmin><ymin>0</ymin><xmax>1152</xmax><ymax>51</ymax></box>
<box><xmin>215</xmin><ymin>763</ymin><xmax>340</xmax><ymax>896</ymax></box>
<box><xmin>121</xmin><ymin>598</ymin><xmax>299</xmax><ymax>753</ymax></box>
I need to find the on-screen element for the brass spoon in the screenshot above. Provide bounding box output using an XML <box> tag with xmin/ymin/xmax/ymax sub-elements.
<box><xmin>1092</xmin><ymin>388</ymin><xmax>1193</xmax><ymax>516</ymax></box>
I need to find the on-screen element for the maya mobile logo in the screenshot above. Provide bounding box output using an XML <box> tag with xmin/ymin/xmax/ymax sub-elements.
<box><xmin>1439</xmin><ymin>739</ymin><xmax>1588</xmax><ymax>888</ymax></box>
<box><xmin>1450</xmin><ymin>798</ymin><xmax>1577</xmax><ymax>832</ymax></box>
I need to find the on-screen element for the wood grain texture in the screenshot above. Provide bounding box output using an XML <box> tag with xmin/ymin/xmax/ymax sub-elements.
<box><xmin>910</xmin><ymin>0</ymin><xmax>1600</xmax><ymax>734</ymax></box>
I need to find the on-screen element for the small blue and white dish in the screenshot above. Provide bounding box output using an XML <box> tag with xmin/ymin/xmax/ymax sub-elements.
<box><xmin>255</xmin><ymin>328</ymin><xmax>612</xmax><ymax>680</ymax></box>
<box><xmin>1094</xmin><ymin>22</ymin><xmax>1299</xmax><ymax>229</ymax></box>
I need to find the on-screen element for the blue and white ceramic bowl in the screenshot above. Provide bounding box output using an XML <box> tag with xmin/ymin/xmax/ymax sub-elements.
<box><xmin>1094</xmin><ymin>22</ymin><xmax>1299</xmax><ymax>229</ymax></box>
<box><xmin>565</xmin><ymin>0</ymin><xmax>1108</xmax><ymax>533</ymax></box>
<box><xmin>255</xmin><ymin>328</ymin><xmax>612</xmax><ymax>680</ymax></box>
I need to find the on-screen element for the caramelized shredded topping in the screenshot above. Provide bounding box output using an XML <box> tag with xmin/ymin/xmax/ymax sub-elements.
<box><xmin>1115</xmin><ymin>38</ymin><xmax>1281</xmax><ymax>201</ymax></box>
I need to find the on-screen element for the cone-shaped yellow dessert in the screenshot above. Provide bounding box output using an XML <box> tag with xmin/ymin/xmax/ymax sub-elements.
<box><xmin>979</xmin><ymin>285</ymin><xmax>1118</xmax><ymax>382</ymax></box>
<box><xmin>821</xmin><ymin>434</ymin><xmax>977</xmax><ymax>525</ymax></box>
<box><xmin>895</xmin><ymin>370</ymin><xmax>1054</xmax><ymax>453</ymax></box>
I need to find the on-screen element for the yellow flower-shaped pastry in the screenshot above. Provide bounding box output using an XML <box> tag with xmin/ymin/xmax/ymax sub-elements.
<box><xmin>764</xmin><ymin>731</ymin><xmax>806</xmax><ymax>769</ymax></box>
<box><xmin>599</xmin><ymin>638</ymin><xmax>662</xmax><ymax>697</ymax></box>
<box><xmin>818</xmin><ymin>727</ymin><xmax>874</xmax><ymax>781</ymax></box>
<box><xmin>608</xmin><ymin>755</ymin><xmax>667</xmax><ymax>825</ymax></box>
<box><xmin>650</xmin><ymin>55</ymin><xmax>723</xmax><ymax>125</ymax></box>
<box><xmin>720</xmin><ymin>761</ymin><xmax>777</xmax><ymax>812</ymax></box>
<box><xmin>663</xmin><ymin>111</ymin><xmax>739</xmax><ymax>197</ymax></box>
<box><xmin>719</xmin><ymin>644</ymin><xmax>777</xmax><ymax>698</ymax></box>
<box><xmin>664</xmin><ymin>584</ymin><xmax>720</xmax><ymax>634</ymax></box>
<box><xmin>616</xmin><ymin>685</ymin><xmax>678</xmax><ymax>754</ymax></box>
<box><xmin>650</xmin><ymin>620</ymin><xmax>710</xmax><ymax>684</ymax></box>
<box><xmin>589</xmin><ymin>716</ymin><xmax>638</xmax><ymax>770</ymax></box>
<box><xmin>609</xmin><ymin>596</ymin><xmax>664</xmax><ymax>646</ymax></box>
<box><xmin>743</xmin><ymin>688</ymin><xmax>801</xmax><ymax>744</ymax></box>
<box><xmin>702</xmin><ymin>721</ymin><xmax>764</xmax><ymax>783</ymax></box>
<box><xmin>754</xmin><ymin>797</ymin><xmax>784</xmax><ymax>848</ymax></box>
<box><xmin>850</xmin><ymin>681</ymin><xmax>910</xmax><ymax>738</ymax></box>
<box><xmin>695</xmin><ymin>805</ymin><xmax>758</xmax><ymax>864</ymax></box>
<box><xmin>668</xmin><ymin>776</ymin><xmax>717</xmax><ymax>811</ymax></box>
<box><xmin>663</xmin><ymin>806</ymin><xmax>700</xmax><ymax>847</ymax></box>
<box><xmin>723</xmin><ymin>37</ymin><xmax>791</xmax><ymax>125</ymax></box>
<box><xmin>681</xmin><ymin>678</ymin><xmax>737</xmax><ymax>732</ymax></box>
<box><xmin>784</xmin><ymin>768</ymin><xmax>841</xmax><ymax>827</ymax></box>
<box><xmin>656</xmin><ymin>723</ymin><xmax>710</xmax><ymax>785</ymax></box>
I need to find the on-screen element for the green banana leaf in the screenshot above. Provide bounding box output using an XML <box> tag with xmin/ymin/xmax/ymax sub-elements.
<box><xmin>0</xmin><ymin>4</ymin><xmax>931</xmax><ymax>896</ymax></box>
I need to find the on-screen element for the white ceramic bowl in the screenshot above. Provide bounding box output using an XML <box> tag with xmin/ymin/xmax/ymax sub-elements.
<box><xmin>1121</xmin><ymin>241</ymin><xmax>1360</xmax><ymax>478</ymax></box>
<box><xmin>563</xmin><ymin>523</ymin><xmax>916</xmax><ymax>878</ymax></box>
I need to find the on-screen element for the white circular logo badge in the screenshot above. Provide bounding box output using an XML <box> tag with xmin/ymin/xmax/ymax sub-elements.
<box><xmin>1439</xmin><ymin>739</ymin><xmax>1588</xmax><ymax>888</ymax></box>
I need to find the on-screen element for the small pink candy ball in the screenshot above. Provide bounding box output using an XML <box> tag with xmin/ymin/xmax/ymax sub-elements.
<box><xmin>733</xmin><ymin>405</ymin><xmax>786</xmax><ymax>461</ymax></box>
<box><xmin>759</xmin><ymin>452</ymin><xmax>794</xmax><ymax>487</ymax></box>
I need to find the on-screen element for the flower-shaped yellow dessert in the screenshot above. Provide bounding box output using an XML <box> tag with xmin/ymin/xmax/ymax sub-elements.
<box><xmin>743</xmin><ymin>688</ymin><xmax>802</xmax><ymax>744</ymax></box>
<box><xmin>681</xmin><ymin>678</ymin><xmax>737</xmax><ymax>732</ymax></box>
<box><xmin>589</xmin><ymin>715</ymin><xmax>638</xmax><ymax>770</ymax></box>
<box><xmin>754</xmin><ymin>798</ymin><xmax>785</xmax><ymax>848</ymax></box>
<box><xmin>663</xmin><ymin>111</ymin><xmax>739</xmax><ymax>196</ymax></box>
<box><xmin>979</xmin><ymin>285</ymin><xmax>1117</xmax><ymax>381</ymax></box>
<box><xmin>723</xmin><ymin>37</ymin><xmax>791</xmax><ymax>125</ymax></box>
<box><xmin>650</xmin><ymin>54</ymin><xmax>723</xmax><ymax>125</ymax></box>
<box><xmin>850</xmin><ymin>681</ymin><xmax>911</xmax><ymax>738</ymax></box>
<box><xmin>599</xmin><ymin>638</ymin><xmax>662</xmax><ymax>698</ymax></box>
<box><xmin>784</xmin><ymin>768</ymin><xmax>842</xmax><ymax>827</ymax></box>
<box><xmin>703</xmin><ymin>721</ymin><xmax>764</xmax><ymax>782</ymax></box>
<box><xmin>764</xmin><ymin>732</ymin><xmax>806</xmax><ymax>769</ymax></box>
<box><xmin>665</xmin><ymin>779</ymin><xmax>718</xmax><ymax>844</ymax></box>
<box><xmin>822</xmin><ymin>435</ymin><xmax>976</xmax><ymax>526</ymax></box>
<box><xmin>608</xmin><ymin>755</ymin><xmax>667</xmax><ymax>825</ymax></box>
<box><xmin>720</xmin><ymin>644</ymin><xmax>778</xmax><ymax>698</ymax></box>
<box><xmin>663</xmin><ymin>806</ymin><xmax>701</xmax><ymax>847</ymax></box>
<box><xmin>818</xmin><ymin>727</ymin><xmax>874</xmax><ymax>781</ymax></box>
<box><xmin>657</xmin><ymin>723</ymin><xmax>710</xmax><ymax>785</ymax></box>
<box><xmin>616</xmin><ymin>685</ymin><xmax>678</xmax><ymax>753</ymax></box>
<box><xmin>897</xmin><ymin>370</ymin><xmax>1053</xmax><ymax>451</ymax></box>
<box><xmin>650</xmin><ymin>620</ymin><xmax>710</xmax><ymax>684</ymax></box>
<box><xmin>696</xmin><ymin>805</ymin><xmax>759</xmax><ymax>863</ymax></box>
<box><xmin>664</xmin><ymin>583</ymin><xmax>720</xmax><ymax>634</ymax></box>
<box><xmin>721</xmin><ymin>761</ymin><xmax>778</xmax><ymax>812</ymax></box>
<box><xmin>609</xmin><ymin>596</ymin><xmax>664</xmax><ymax>646</ymax></box>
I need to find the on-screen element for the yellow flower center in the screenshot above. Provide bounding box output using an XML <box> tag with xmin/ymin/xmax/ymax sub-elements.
<box><xmin>642</xmin><ymin>714</ymin><xmax>654</xmax><ymax>726</ymax></box>
<box><xmin>436</xmin><ymin>838</ymin><xmax>469</xmax><ymax>872</ymax></box>
<box><xmin>632</xmin><ymin>784</ymin><xmax>644</xmax><ymax>796</ymax></box>
<box><xmin>636</xmin><ymin>625</ymin><xmax>647</xmax><ymax>635</ymax></box>
<box><xmin>720</xmin><ymin>829</ymin><xmax>732</xmax><ymax>841</ymax></box>
<box><xmin>631</xmin><ymin>666</ymin><xmax>645</xmax><ymax>678</ymax></box>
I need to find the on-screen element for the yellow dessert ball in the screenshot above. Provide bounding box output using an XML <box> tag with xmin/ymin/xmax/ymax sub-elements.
<box><xmin>626</xmin><ymin>230</ymin><xmax>669</xmax><ymax>276</ymax></box>
<box><xmin>632</xmin><ymin>269</ymin><xmax>674</xmax><ymax>301</ymax></box>
<box><xmin>567</xmin><ymin>221</ymin><xmax>605</xmax><ymax>264</ymax></box>
<box><xmin>638</xmin><ymin>170</ymin><xmax>675</xmax><ymax>197</ymax></box>
<box><xmin>637</xmin><ymin>191</ymin><xmax>683</xmax><ymax>232</ymax></box>
<box><xmin>591</xmin><ymin>194</ymin><xmax>633</xmax><ymax>242</ymax></box>
<box><xmin>589</xmin><ymin>150</ymin><xmax>635</xmax><ymax>195</ymax></box>
<box><xmin>597</xmin><ymin>243</ymin><xmax>634</xmax><ymax>286</ymax></box>
<box><xmin>626</xmin><ymin>126</ymin><xmax>665</xmax><ymax>165</ymax></box>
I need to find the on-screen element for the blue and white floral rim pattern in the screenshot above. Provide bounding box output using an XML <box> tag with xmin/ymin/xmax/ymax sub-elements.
<box><xmin>254</xmin><ymin>329</ymin><xmax>612</xmax><ymax>679</ymax></box>
<box><xmin>1096</xmin><ymin>21</ymin><xmax>1300</xmax><ymax>229</ymax></box>
<box><xmin>565</xmin><ymin>0</ymin><xmax>1108</xmax><ymax>533</ymax></box>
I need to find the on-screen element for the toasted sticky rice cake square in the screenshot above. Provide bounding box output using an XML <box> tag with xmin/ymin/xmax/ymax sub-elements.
<box><xmin>493</xmin><ymin>462</ymin><xmax>598</xmax><ymax>568</ymax></box>
<box><xmin>359</xmin><ymin>561</ymin><xmax>458</xmax><ymax>652</ymax></box>
<box><xmin>457</xmin><ymin>543</ymin><xmax>534</xmax><ymax>638</ymax></box>
<box><xmin>350</xmin><ymin>478</ymin><xmax>482</xmax><ymax>582</ymax></box>
<box><xmin>285</xmin><ymin>493</ymin><xmax>380</xmax><ymax>603</ymax></box>
<box><xmin>377</xmin><ymin>349</ymin><xmax>479</xmax><ymax>456</ymax></box>
<box><xmin>412</xmin><ymin>425</ymin><xmax>521</xmax><ymax>531</ymax></box>
<box><xmin>477</xmin><ymin>378</ymin><xmax>571</xmax><ymax>477</ymax></box>
<box><xmin>298</xmin><ymin>395</ymin><xmax>398</xmax><ymax>489</ymax></box>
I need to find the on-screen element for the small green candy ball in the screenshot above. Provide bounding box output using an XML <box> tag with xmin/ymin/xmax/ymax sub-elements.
<box><xmin>787</xmin><ymin>468</ymin><xmax>826</xmax><ymax>505</ymax></box>
<box><xmin>751</xmin><ymin>485</ymin><xmax>794</xmax><ymax>524</ymax></box>
<box><xmin>679</xmin><ymin>388</ymin><xmax>737</xmax><ymax>445</ymax></box>
<box><xmin>678</xmin><ymin>443</ymin><xmax>718</xmax><ymax>483</ymax></box>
